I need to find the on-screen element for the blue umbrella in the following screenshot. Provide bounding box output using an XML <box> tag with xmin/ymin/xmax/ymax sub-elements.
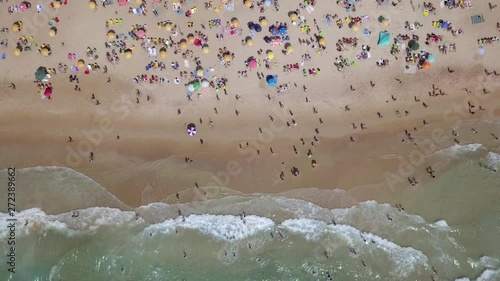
<box><xmin>271</xmin><ymin>28</ymin><xmax>279</xmax><ymax>36</ymax></box>
<box><xmin>441</xmin><ymin>22</ymin><xmax>449</xmax><ymax>29</ymax></box>
<box><xmin>279</xmin><ymin>26</ymin><xmax>287</xmax><ymax>35</ymax></box>
<box><xmin>187</xmin><ymin>123</ymin><xmax>197</xmax><ymax>136</ymax></box>
<box><xmin>427</xmin><ymin>54</ymin><xmax>435</xmax><ymax>63</ymax></box>
<box><xmin>266</xmin><ymin>75</ymin><xmax>277</xmax><ymax>87</ymax></box>
<box><xmin>264</xmin><ymin>0</ymin><xmax>272</xmax><ymax>6</ymax></box>
<box><xmin>479</xmin><ymin>48</ymin><xmax>485</xmax><ymax>56</ymax></box>
<box><xmin>263</xmin><ymin>36</ymin><xmax>271</xmax><ymax>43</ymax></box>
<box><xmin>254</xmin><ymin>24</ymin><xmax>262</xmax><ymax>32</ymax></box>
<box><xmin>247</xmin><ymin>22</ymin><xmax>255</xmax><ymax>30</ymax></box>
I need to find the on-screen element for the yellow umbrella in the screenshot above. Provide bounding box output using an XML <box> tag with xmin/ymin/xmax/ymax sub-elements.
<box><xmin>179</xmin><ymin>41</ymin><xmax>187</xmax><ymax>49</ymax></box>
<box><xmin>246</xmin><ymin>38</ymin><xmax>254</xmax><ymax>46</ymax></box>
<box><xmin>244</xmin><ymin>0</ymin><xmax>252</xmax><ymax>8</ymax></box>
<box><xmin>382</xmin><ymin>19</ymin><xmax>389</xmax><ymax>26</ymax></box>
<box><xmin>165</xmin><ymin>24</ymin><xmax>173</xmax><ymax>32</ymax></box>
<box><xmin>160</xmin><ymin>50</ymin><xmax>167</xmax><ymax>58</ymax></box>
<box><xmin>267</xmin><ymin>51</ymin><xmax>275</xmax><ymax>60</ymax></box>
<box><xmin>187</xmin><ymin>34</ymin><xmax>195</xmax><ymax>44</ymax></box>
<box><xmin>77</xmin><ymin>59</ymin><xmax>85</xmax><ymax>68</ymax></box>
<box><xmin>88</xmin><ymin>0</ymin><xmax>96</xmax><ymax>9</ymax></box>
<box><xmin>224</xmin><ymin>54</ymin><xmax>231</xmax><ymax>62</ymax></box>
<box><xmin>13</xmin><ymin>47</ymin><xmax>22</xmax><ymax>56</ymax></box>
<box><xmin>260</xmin><ymin>18</ymin><xmax>268</xmax><ymax>26</ymax></box>
<box><xmin>197</xmin><ymin>68</ymin><xmax>204</xmax><ymax>77</ymax></box>
<box><xmin>12</xmin><ymin>22</ymin><xmax>21</xmax><ymax>32</ymax></box>
<box><xmin>289</xmin><ymin>13</ymin><xmax>298</xmax><ymax>21</ymax></box>
<box><xmin>202</xmin><ymin>45</ymin><xmax>209</xmax><ymax>54</ymax></box>
<box><xmin>41</xmin><ymin>48</ymin><xmax>50</xmax><ymax>57</ymax></box>
<box><xmin>125</xmin><ymin>51</ymin><xmax>132</xmax><ymax>59</ymax></box>
<box><xmin>318</xmin><ymin>38</ymin><xmax>326</xmax><ymax>46</ymax></box>
<box><xmin>49</xmin><ymin>27</ymin><xmax>57</xmax><ymax>37</ymax></box>
<box><xmin>107</xmin><ymin>30</ymin><xmax>116</xmax><ymax>40</ymax></box>
<box><xmin>53</xmin><ymin>1</ymin><xmax>61</xmax><ymax>9</ymax></box>
<box><xmin>135</xmin><ymin>0</ymin><xmax>142</xmax><ymax>4</ymax></box>
<box><xmin>351</xmin><ymin>24</ymin><xmax>359</xmax><ymax>31</ymax></box>
<box><xmin>231</xmin><ymin>18</ymin><xmax>239</xmax><ymax>27</ymax></box>
<box><xmin>286</xmin><ymin>45</ymin><xmax>294</xmax><ymax>54</ymax></box>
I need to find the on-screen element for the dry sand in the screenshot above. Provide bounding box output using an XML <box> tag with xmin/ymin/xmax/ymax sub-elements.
<box><xmin>0</xmin><ymin>0</ymin><xmax>499</xmax><ymax>210</ymax></box>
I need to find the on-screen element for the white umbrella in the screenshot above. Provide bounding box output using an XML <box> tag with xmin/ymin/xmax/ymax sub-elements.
<box><xmin>188</xmin><ymin>127</ymin><xmax>197</xmax><ymax>136</ymax></box>
<box><xmin>187</xmin><ymin>84</ymin><xmax>195</xmax><ymax>91</ymax></box>
<box><xmin>201</xmin><ymin>80</ymin><xmax>210</xmax><ymax>88</ymax></box>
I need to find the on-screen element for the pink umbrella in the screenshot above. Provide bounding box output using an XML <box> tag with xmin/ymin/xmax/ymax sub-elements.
<box><xmin>248</xmin><ymin>59</ymin><xmax>257</xmax><ymax>68</ymax></box>
<box><xmin>44</xmin><ymin>87</ymin><xmax>53</xmax><ymax>98</ymax></box>
<box><xmin>153</xmin><ymin>0</ymin><xmax>161</xmax><ymax>2</ymax></box>
<box><xmin>119</xmin><ymin>0</ymin><xmax>127</xmax><ymax>6</ymax></box>
<box><xmin>135</xmin><ymin>29</ymin><xmax>145</xmax><ymax>38</ymax></box>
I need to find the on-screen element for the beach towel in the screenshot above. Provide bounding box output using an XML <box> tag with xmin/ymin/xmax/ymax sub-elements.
<box><xmin>377</xmin><ymin>32</ymin><xmax>391</xmax><ymax>46</ymax></box>
<box><xmin>184</xmin><ymin>59</ymin><xmax>190</xmax><ymax>68</ymax></box>
<box><xmin>471</xmin><ymin>14</ymin><xmax>484</xmax><ymax>25</ymax></box>
<box><xmin>306</xmin><ymin>5</ymin><xmax>314</xmax><ymax>13</ymax></box>
<box><xmin>1</xmin><ymin>53</ymin><xmax>5</xmax><ymax>60</ymax></box>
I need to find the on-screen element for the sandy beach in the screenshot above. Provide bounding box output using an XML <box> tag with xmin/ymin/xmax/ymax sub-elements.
<box><xmin>0</xmin><ymin>0</ymin><xmax>500</xmax><ymax>279</ymax></box>
<box><xmin>1</xmin><ymin>0</ymin><xmax>498</xmax><ymax>208</ymax></box>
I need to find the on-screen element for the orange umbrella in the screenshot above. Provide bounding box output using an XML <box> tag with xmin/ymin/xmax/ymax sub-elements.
<box><xmin>422</xmin><ymin>61</ymin><xmax>431</xmax><ymax>69</ymax></box>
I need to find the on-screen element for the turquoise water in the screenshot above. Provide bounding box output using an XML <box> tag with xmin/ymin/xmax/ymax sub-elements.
<box><xmin>0</xmin><ymin>147</ymin><xmax>499</xmax><ymax>281</ymax></box>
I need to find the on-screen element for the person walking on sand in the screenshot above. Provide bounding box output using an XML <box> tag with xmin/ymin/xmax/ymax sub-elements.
<box><xmin>8</xmin><ymin>83</ymin><xmax>16</xmax><ymax>90</ymax></box>
<box><xmin>89</xmin><ymin>152</ymin><xmax>94</xmax><ymax>162</ymax></box>
<box><xmin>68</xmin><ymin>136</ymin><xmax>73</xmax><ymax>142</ymax></box>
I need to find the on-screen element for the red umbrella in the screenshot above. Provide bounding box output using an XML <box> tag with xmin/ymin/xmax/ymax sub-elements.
<box><xmin>194</xmin><ymin>39</ymin><xmax>202</xmax><ymax>46</ymax></box>
<box><xmin>44</xmin><ymin>87</ymin><xmax>53</xmax><ymax>98</ymax></box>
<box><xmin>248</xmin><ymin>59</ymin><xmax>257</xmax><ymax>68</ymax></box>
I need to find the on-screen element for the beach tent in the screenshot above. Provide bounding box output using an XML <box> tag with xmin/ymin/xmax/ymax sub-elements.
<box><xmin>377</xmin><ymin>32</ymin><xmax>390</xmax><ymax>46</ymax></box>
<box><xmin>266</xmin><ymin>75</ymin><xmax>277</xmax><ymax>87</ymax></box>
<box><xmin>35</xmin><ymin>67</ymin><xmax>48</xmax><ymax>81</ymax></box>
<box><xmin>187</xmin><ymin>123</ymin><xmax>196</xmax><ymax>136</ymax></box>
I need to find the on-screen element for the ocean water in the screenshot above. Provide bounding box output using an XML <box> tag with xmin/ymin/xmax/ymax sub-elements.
<box><xmin>0</xmin><ymin>146</ymin><xmax>499</xmax><ymax>281</ymax></box>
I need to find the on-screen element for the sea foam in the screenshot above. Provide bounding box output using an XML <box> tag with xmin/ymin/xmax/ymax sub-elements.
<box><xmin>145</xmin><ymin>214</ymin><xmax>275</xmax><ymax>241</ymax></box>
<box><xmin>436</xmin><ymin>143</ymin><xmax>483</xmax><ymax>157</ymax></box>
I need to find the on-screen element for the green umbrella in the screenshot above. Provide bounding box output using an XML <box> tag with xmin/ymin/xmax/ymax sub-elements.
<box><xmin>192</xmin><ymin>81</ymin><xmax>201</xmax><ymax>90</ymax></box>
<box><xmin>35</xmin><ymin>67</ymin><xmax>48</xmax><ymax>81</ymax></box>
<box><xmin>409</xmin><ymin>40</ymin><xmax>419</xmax><ymax>51</ymax></box>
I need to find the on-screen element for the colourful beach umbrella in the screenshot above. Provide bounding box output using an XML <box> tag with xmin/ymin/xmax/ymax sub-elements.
<box><xmin>267</xmin><ymin>50</ymin><xmax>275</xmax><ymax>60</ymax></box>
<box><xmin>107</xmin><ymin>30</ymin><xmax>116</xmax><ymax>40</ymax></box>
<box><xmin>13</xmin><ymin>47</ymin><xmax>22</xmax><ymax>56</ymax></box>
<box><xmin>187</xmin><ymin>123</ymin><xmax>197</xmax><ymax>136</ymax></box>
<box><xmin>266</xmin><ymin>75</ymin><xmax>277</xmax><ymax>87</ymax></box>
<box><xmin>77</xmin><ymin>59</ymin><xmax>85</xmax><ymax>68</ymax></box>
<box><xmin>40</xmin><ymin>48</ymin><xmax>50</xmax><ymax>57</ymax></box>
<box><xmin>49</xmin><ymin>27</ymin><xmax>57</xmax><ymax>37</ymax></box>
<box><xmin>248</xmin><ymin>59</ymin><xmax>257</xmax><ymax>68</ymax></box>
<box><xmin>231</xmin><ymin>18</ymin><xmax>239</xmax><ymax>27</ymax></box>
<box><xmin>88</xmin><ymin>0</ymin><xmax>97</xmax><ymax>9</ymax></box>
